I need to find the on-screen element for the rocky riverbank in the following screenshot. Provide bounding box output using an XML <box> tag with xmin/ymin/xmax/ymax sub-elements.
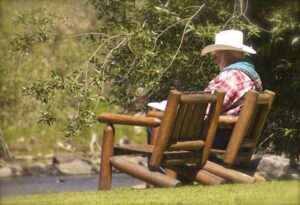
<box><xmin>0</xmin><ymin>152</ymin><xmax>148</xmax><ymax>177</ymax></box>
<box><xmin>1</xmin><ymin>152</ymin><xmax>299</xmax><ymax>181</ymax></box>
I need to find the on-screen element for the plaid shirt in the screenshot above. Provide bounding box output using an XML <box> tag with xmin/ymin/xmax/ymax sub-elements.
<box><xmin>205</xmin><ymin>69</ymin><xmax>262</xmax><ymax>116</ymax></box>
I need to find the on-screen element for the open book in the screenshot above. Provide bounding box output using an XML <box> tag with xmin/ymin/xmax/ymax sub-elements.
<box><xmin>147</xmin><ymin>91</ymin><xmax>212</xmax><ymax>111</ymax></box>
<box><xmin>147</xmin><ymin>100</ymin><xmax>167</xmax><ymax>111</ymax></box>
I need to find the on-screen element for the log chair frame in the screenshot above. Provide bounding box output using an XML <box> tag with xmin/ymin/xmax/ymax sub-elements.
<box><xmin>97</xmin><ymin>90</ymin><xmax>225</xmax><ymax>190</ymax></box>
<box><xmin>149</xmin><ymin>90</ymin><xmax>275</xmax><ymax>184</ymax></box>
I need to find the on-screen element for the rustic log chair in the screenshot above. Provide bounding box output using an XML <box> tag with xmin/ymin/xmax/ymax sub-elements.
<box><xmin>202</xmin><ymin>90</ymin><xmax>275</xmax><ymax>183</ymax></box>
<box><xmin>97</xmin><ymin>90</ymin><xmax>225</xmax><ymax>190</ymax></box>
<box><xmin>148</xmin><ymin>90</ymin><xmax>275</xmax><ymax>184</ymax></box>
<box><xmin>212</xmin><ymin>90</ymin><xmax>275</xmax><ymax>165</ymax></box>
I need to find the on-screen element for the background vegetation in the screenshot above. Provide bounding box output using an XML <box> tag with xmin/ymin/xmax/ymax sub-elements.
<box><xmin>0</xmin><ymin>0</ymin><xmax>146</xmax><ymax>158</ymax></box>
<box><xmin>0</xmin><ymin>0</ymin><xmax>299</xmax><ymax>163</ymax></box>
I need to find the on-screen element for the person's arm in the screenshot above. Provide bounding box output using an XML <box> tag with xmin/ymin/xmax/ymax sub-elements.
<box><xmin>205</xmin><ymin>72</ymin><xmax>237</xmax><ymax>113</ymax></box>
<box><xmin>218</xmin><ymin>115</ymin><xmax>237</xmax><ymax>128</ymax></box>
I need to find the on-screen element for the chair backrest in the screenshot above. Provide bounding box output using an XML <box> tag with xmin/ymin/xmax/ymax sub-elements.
<box><xmin>223</xmin><ymin>90</ymin><xmax>275</xmax><ymax>167</ymax></box>
<box><xmin>149</xmin><ymin>90</ymin><xmax>225</xmax><ymax>170</ymax></box>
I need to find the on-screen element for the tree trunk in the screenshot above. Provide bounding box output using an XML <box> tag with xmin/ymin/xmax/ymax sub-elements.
<box><xmin>0</xmin><ymin>127</ymin><xmax>13</xmax><ymax>161</ymax></box>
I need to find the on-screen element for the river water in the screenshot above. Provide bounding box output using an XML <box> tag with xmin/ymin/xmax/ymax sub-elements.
<box><xmin>0</xmin><ymin>174</ymin><xmax>143</xmax><ymax>196</ymax></box>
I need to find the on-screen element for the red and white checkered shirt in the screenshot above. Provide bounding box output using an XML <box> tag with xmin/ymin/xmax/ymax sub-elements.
<box><xmin>205</xmin><ymin>69</ymin><xmax>262</xmax><ymax>116</ymax></box>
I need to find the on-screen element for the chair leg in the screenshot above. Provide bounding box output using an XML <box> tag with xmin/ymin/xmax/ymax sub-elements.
<box><xmin>150</xmin><ymin>127</ymin><xmax>160</xmax><ymax>145</ymax></box>
<box><xmin>170</xmin><ymin>165</ymin><xmax>225</xmax><ymax>185</ymax></box>
<box><xmin>203</xmin><ymin>161</ymin><xmax>254</xmax><ymax>183</ymax></box>
<box><xmin>165</xmin><ymin>168</ymin><xmax>178</xmax><ymax>179</ymax></box>
<box><xmin>254</xmin><ymin>172</ymin><xmax>266</xmax><ymax>182</ymax></box>
<box><xmin>145</xmin><ymin>169</ymin><xmax>176</xmax><ymax>188</ymax></box>
<box><xmin>110</xmin><ymin>157</ymin><xmax>181</xmax><ymax>188</ymax></box>
<box><xmin>99</xmin><ymin>124</ymin><xmax>115</xmax><ymax>190</ymax></box>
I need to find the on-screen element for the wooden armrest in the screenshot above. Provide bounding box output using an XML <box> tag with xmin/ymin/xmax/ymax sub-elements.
<box><xmin>147</xmin><ymin>110</ymin><xmax>164</xmax><ymax>119</ymax></box>
<box><xmin>98</xmin><ymin>113</ymin><xmax>161</xmax><ymax>127</ymax></box>
<box><xmin>218</xmin><ymin>115</ymin><xmax>238</xmax><ymax>128</ymax></box>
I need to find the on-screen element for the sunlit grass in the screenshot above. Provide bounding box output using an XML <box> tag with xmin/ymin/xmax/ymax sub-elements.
<box><xmin>1</xmin><ymin>181</ymin><xmax>299</xmax><ymax>205</ymax></box>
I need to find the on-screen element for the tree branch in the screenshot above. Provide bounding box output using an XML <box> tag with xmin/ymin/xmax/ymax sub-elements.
<box><xmin>156</xmin><ymin>4</ymin><xmax>205</xmax><ymax>82</ymax></box>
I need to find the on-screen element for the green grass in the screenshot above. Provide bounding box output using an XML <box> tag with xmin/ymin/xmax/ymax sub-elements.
<box><xmin>1</xmin><ymin>181</ymin><xmax>299</xmax><ymax>205</ymax></box>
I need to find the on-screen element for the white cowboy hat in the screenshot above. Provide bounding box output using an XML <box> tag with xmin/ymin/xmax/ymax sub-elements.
<box><xmin>201</xmin><ymin>30</ymin><xmax>256</xmax><ymax>55</ymax></box>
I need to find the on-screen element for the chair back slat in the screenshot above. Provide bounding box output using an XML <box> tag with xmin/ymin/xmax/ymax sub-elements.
<box><xmin>199</xmin><ymin>102</ymin><xmax>216</xmax><ymax>141</ymax></box>
<box><xmin>223</xmin><ymin>90</ymin><xmax>275</xmax><ymax>167</ymax></box>
<box><xmin>238</xmin><ymin>91</ymin><xmax>275</xmax><ymax>163</ymax></box>
<box><xmin>178</xmin><ymin>104</ymin><xmax>195</xmax><ymax>140</ymax></box>
<box><xmin>244</xmin><ymin>104</ymin><xmax>260</xmax><ymax>138</ymax></box>
<box><xmin>149</xmin><ymin>90</ymin><xmax>225</xmax><ymax>170</ymax></box>
<box><xmin>149</xmin><ymin>90</ymin><xmax>181</xmax><ymax>170</ymax></box>
<box><xmin>223</xmin><ymin>91</ymin><xmax>259</xmax><ymax>166</ymax></box>
<box><xmin>170</xmin><ymin>103</ymin><xmax>187</xmax><ymax>141</ymax></box>
<box><xmin>200</xmin><ymin>91</ymin><xmax>225</xmax><ymax>165</ymax></box>
<box><xmin>175</xmin><ymin>94</ymin><xmax>217</xmax><ymax>141</ymax></box>
<box><xmin>170</xmin><ymin>95</ymin><xmax>217</xmax><ymax>142</ymax></box>
<box><xmin>187</xmin><ymin>103</ymin><xmax>208</xmax><ymax>138</ymax></box>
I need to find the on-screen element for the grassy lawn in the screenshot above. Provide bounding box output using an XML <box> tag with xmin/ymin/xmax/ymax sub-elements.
<box><xmin>1</xmin><ymin>180</ymin><xmax>299</xmax><ymax>205</ymax></box>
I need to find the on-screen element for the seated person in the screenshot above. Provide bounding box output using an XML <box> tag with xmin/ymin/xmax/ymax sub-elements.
<box><xmin>148</xmin><ymin>30</ymin><xmax>263</xmax><ymax>150</ymax></box>
<box><xmin>202</xmin><ymin>29</ymin><xmax>263</xmax><ymax>149</ymax></box>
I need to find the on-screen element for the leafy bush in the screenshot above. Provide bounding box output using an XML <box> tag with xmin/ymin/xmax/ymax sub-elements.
<box><xmin>16</xmin><ymin>1</ymin><xmax>259</xmax><ymax>134</ymax></box>
<box><xmin>1</xmin><ymin>0</ymin><xmax>299</xmax><ymax>160</ymax></box>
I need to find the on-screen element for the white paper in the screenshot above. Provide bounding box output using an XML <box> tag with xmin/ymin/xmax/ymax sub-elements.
<box><xmin>147</xmin><ymin>100</ymin><xmax>167</xmax><ymax>111</ymax></box>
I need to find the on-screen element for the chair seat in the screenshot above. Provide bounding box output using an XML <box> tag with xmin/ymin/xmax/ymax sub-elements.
<box><xmin>114</xmin><ymin>145</ymin><xmax>202</xmax><ymax>159</ymax></box>
<box><xmin>114</xmin><ymin>145</ymin><xmax>154</xmax><ymax>155</ymax></box>
<box><xmin>211</xmin><ymin>138</ymin><xmax>254</xmax><ymax>154</ymax></box>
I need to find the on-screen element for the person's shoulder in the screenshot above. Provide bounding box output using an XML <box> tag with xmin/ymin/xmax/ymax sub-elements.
<box><xmin>222</xmin><ymin>69</ymin><xmax>243</xmax><ymax>74</ymax></box>
<box><xmin>222</xmin><ymin>69</ymin><xmax>251</xmax><ymax>80</ymax></box>
<box><xmin>218</xmin><ymin>69</ymin><xmax>241</xmax><ymax>79</ymax></box>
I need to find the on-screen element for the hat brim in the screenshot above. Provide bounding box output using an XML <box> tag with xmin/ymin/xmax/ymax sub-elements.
<box><xmin>201</xmin><ymin>44</ymin><xmax>256</xmax><ymax>55</ymax></box>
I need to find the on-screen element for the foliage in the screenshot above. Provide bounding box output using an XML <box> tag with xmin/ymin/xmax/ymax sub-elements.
<box><xmin>0</xmin><ymin>0</ymin><xmax>147</xmax><ymax>156</ymax></box>
<box><xmin>2</xmin><ymin>181</ymin><xmax>299</xmax><ymax>205</ymax></box>
<box><xmin>249</xmin><ymin>0</ymin><xmax>300</xmax><ymax>160</ymax></box>
<box><xmin>0</xmin><ymin>0</ymin><xmax>97</xmax><ymax>155</ymax></box>
<box><xmin>13</xmin><ymin>0</ymin><xmax>259</xmax><ymax>135</ymax></box>
<box><xmin>1</xmin><ymin>0</ymin><xmax>300</xmax><ymax>159</ymax></box>
<box><xmin>10</xmin><ymin>7</ymin><xmax>55</xmax><ymax>53</ymax></box>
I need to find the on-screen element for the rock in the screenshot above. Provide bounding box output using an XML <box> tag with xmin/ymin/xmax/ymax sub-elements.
<box><xmin>56</xmin><ymin>140</ymin><xmax>73</xmax><ymax>151</ymax></box>
<box><xmin>91</xmin><ymin>163</ymin><xmax>100</xmax><ymax>174</ymax></box>
<box><xmin>56</xmin><ymin>158</ymin><xmax>92</xmax><ymax>175</ymax></box>
<box><xmin>90</xmin><ymin>156</ymin><xmax>101</xmax><ymax>165</ymax></box>
<box><xmin>137</xmin><ymin>156</ymin><xmax>148</xmax><ymax>167</ymax></box>
<box><xmin>52</xmin><ymin>153</ymin><xmax>78</xmax><ymax>165</ymax></box>
<box><xmin>90</xmin><ymin>157</ymin><xmax>101</xmax><ymax>174</ymax></box>
<box><xmin>134</xmin><ymin>126</ymin><xmax>145</xmax><ymax>134</ymax></box>
<box><xmin>9</xmin><ymin>163</ymin><xmax>23</xmax><ymax>176</ymax></box>
<box><xmin>56</xmin><ymin>178</ymin><xmax>66</xmax><ymax>183</ymax></box>
<box><xmin>257</xmin><ymin>155</ymin><xmax>299</xmax><ymax>179</ymax></box>
<box><xmin>0</xmin><ymin>167</ymin><xmax>13</xmax><ymax>178</ymax></box>
<box><xmin>24</xmin><ymin>162</ymin><xmax>49</xmax><ymax>176</ymax></box>
<box><xmin>108</xmin><ymin>156</ymin><xmax>148</xmax><ymax>173</ymax></box>
<box><xmin>117</xmin><ymin>135</ymin><xmax>131</xmax><ymax>146</ymax></box>
<box><xmin>52</xmin><ymin>153</ymin><xmax>93</xmax><ymax>175</ymax></box>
